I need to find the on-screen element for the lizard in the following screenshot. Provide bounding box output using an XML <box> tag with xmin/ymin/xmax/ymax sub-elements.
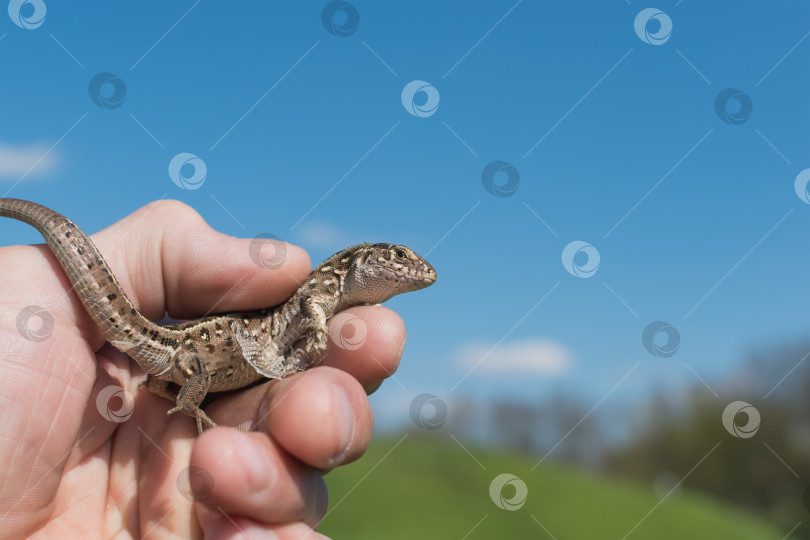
<box><xmin>0</xmin><ymin>198</ymin><xmax>437</xmax><ymax>433</ymax></box>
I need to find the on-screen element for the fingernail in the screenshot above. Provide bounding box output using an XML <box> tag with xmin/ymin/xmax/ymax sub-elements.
<box><xmin>236</xmin><ymin>435</ymin><xmax>278</xmax><ymax>491</ymax></box>
<box><xmin>329</xmin><ymin>385</ymin><xmax>355</xmax><ymax>465</ymax></box>
<box><xmin>396</xmin><ymin>335</ymin><xmax>406</xmax><ymax>359</ymax></box>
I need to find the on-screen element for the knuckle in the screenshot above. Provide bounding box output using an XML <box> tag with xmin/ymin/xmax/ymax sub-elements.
<box><xmin>140</xmin><ymin>199</ymin><xmax>205</xmax><ymax>228</ymax></box>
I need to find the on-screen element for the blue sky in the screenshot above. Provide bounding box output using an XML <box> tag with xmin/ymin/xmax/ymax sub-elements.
<box><xmin>1</xmin><ymin>1</ymin><xmax>808</xmax><ymax>431</ymax></box>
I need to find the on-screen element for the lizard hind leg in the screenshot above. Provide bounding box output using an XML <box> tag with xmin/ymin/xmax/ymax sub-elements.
<box><xmin>166</xmin><ymin>356</ymin><xmax>218</xmax><ymax>434</ymax></box>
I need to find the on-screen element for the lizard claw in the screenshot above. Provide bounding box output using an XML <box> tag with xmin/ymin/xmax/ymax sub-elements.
<box><xmin>167</xmin><ymin>404</ymin><xmax>217</xmax><ymax>434</ymax></box>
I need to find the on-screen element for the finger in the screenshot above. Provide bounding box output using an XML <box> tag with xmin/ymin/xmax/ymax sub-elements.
<box><xmin>266</xmin><ymin>367</ymin><xmax>372</xmax><ymax>468</ymax></box>
<box><xmin>201</xmin><ymin>516</ymin><xmax>328</xmax><ymax>540</ymax></box>
<box><xmin>91</xmin><ymin>200</ymin><xmax>311</xmax><ymax>320</ymax></box>
<box><xmin>191</xmin><ymin>427</ymin><xmax>328</xmax><ymax>527</ymax></box>
<box><xmin>206</xmin><ymin>367</ymin><xmax>373</xmax><ymax>469</ymax></box>
<box><xmin>319</xmin><ymin>306</ymin><xmax>406</xmax><ymax>391</ymax></box>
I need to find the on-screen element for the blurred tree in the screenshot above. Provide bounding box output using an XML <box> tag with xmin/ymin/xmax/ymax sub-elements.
<box><xmin>604</xmin><ymin>339</ymin><xmax>810</xmax><ymax>538</ymax></box>
<box><xmin>490</xmin><ymin>400</ymin><xmax>540</xmax><ymax>453</ymax></box>
<box><xmin>441</xmin><ymin>338</ymin><xmax>810</xmax><ymax>536</ymax></box>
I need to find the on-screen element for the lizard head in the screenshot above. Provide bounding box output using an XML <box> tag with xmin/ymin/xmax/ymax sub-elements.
<box><xmin>341</xmin><ymin>243</ymin><xmax>437</xmax><ymax>305</ymax></box>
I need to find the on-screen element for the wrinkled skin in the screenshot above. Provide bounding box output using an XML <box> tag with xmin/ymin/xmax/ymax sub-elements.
<box><xmin>0</xmin><ymin>200</ymin><xmax>405</xmax><ymax>538</ymax></box>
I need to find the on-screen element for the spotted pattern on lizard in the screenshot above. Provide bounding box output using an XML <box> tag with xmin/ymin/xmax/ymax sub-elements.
<box><xmin>0</xmin><ymin>198</ymin><xmax>437</xmax><ymax>432</ymax></box>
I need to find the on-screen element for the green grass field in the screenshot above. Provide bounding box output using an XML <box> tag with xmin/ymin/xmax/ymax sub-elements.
<box><xmin>321</xmin><ymin>434</ymin><xmax>783</xmax><ymax>540</ymax></box>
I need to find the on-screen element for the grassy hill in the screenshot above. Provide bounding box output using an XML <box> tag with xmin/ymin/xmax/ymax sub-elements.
<box><xmin>321</xmin><ymin>434</ymin><xmax>783</xmax><ymax>540</ymax></box>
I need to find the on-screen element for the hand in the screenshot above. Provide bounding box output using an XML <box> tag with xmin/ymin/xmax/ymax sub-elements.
<box><xmin>0</xmin><ymin>200</ymin><xmax>405</xmax><ymax>538</ymax></box>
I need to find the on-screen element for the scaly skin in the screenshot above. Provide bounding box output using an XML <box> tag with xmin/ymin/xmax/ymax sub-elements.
<box><xmin>0</xmin><ymin>198</ymin><xmax>437</xmax><ymax>432</ymax></box>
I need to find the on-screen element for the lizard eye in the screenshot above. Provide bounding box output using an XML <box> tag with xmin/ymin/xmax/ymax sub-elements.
<box><xmin>395</xmin><ymin>249</ymin><xmax>407</xmax><ymax>259</ymax></box>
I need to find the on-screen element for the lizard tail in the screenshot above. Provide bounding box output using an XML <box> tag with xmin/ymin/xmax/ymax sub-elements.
<box><xmin>0</xmin><ymin>198</ymin><xmax>176</xmax><ymax>375</ymax></box>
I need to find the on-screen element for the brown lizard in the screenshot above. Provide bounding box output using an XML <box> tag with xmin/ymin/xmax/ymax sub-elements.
<box><xmin>0</xmin><ymin>198</ymin><xmax>437</xmax><ymax>433</ymax></box>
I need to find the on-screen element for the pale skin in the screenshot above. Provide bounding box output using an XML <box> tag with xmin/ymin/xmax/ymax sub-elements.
<box><xmin>0</xmin><ymin>200</ymin><xmax>404</xmax><ymax>538</ymax></box>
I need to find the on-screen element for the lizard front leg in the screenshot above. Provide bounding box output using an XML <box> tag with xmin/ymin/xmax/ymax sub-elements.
<box><xmin>166</xmin><ymin>356</ymin><xmax>217</xmax><ymax>433</ymax></box>
<box><xmin>236</xmin><ymin>298</ymin><xmax>330</xmax><ymax>379</ymax></box>
<box><xmin>298</xmin><ymin>296</ymin><xmax>329</xmax><ymax>355</ymax></box>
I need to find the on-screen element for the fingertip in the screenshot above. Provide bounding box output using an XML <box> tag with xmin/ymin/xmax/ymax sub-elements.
<box><xmin>324</xmin><ymin>306</ymin><xmax>406</xmax><ymax>384</ymax></box>
<box><xmin>362</xmin><ymin>378</ymin><xmax>383</xmax><ymax>395</ymax></box>
<box><xmin>266</xmin><ymin>368</ymin><xmax>372</xmax><ymax>469</ymax></box>
<box><xmin>373</xmin><ymin>307</ymin><xmax>407</xmax><ymax>362</ymax></box>
<box><xmin>191</xmin><ymin>427</ymin><xmax>326</xmax><ymax>525</ymax></box>
<box><xmin>191</xmin><ymin>428</ymin><xmax>277</xmax><ymax>503</ymax></box>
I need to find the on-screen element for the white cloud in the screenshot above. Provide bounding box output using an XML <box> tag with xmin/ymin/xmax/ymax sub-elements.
<box><xmin>455</xmin><ymin>338</ymin><xmax>573</xmax><ymax>375</ymax></box>
<box><xmin>294</xmin><ymin>221</ymin><xmax>355</xmax><ymax>250</ymax></box>
<box><xmin>0</xmin><ymin>142</ymin><xmax>58</xmax><ymax>180</ymax></box>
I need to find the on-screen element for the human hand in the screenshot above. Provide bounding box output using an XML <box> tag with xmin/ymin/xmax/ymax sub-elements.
<box><xmin>0</xmin><ymin>200</ymin><xmax>404</xmax><ymax>538</ymax></box>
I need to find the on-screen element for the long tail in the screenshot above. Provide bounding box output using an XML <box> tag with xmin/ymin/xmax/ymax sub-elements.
<box><xmin>0</xmin><ymin>198</ymin><xmax>176</xmax><ymax>375</ymax></box>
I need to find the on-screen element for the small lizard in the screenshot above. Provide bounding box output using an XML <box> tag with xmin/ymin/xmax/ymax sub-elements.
<box><xmin>0</xmin><ymin>198</ymin><xmax>437</xmax><ymax>433</ymax></box>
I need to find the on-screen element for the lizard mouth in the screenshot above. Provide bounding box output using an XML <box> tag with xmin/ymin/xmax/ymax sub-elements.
<box><xmin>377</xmin><ymin>263</ymin><xmax>437</xmax><ymax>288</ymax></box>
